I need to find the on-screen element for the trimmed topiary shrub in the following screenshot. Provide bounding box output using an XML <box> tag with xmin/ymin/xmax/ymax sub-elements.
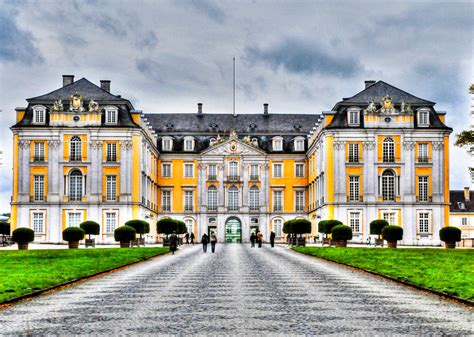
<box><xmin>12</xmin><ymin>227</ymin><xmax>35</xmax><ymax>250</ymax></box>
<box><xmin>176</xmin><ymin>220</ymin><xmax>187</xmax><ymax>235</ymax></box>
<box><xmin>157</xmin><ymin>218</ymin><xmax>176</xmax><ymax>238</ymax></box>
<box><xmin>0</xmin><ymin>221</ymin><xmax>10</xmax><ymax>235</ymax></box>
<box><xmin>125</xmin><ymin>220</ymin><xmax>150</xmax><ymax>239</ymax></box>
<box><xmin>382</xmin><ymin>225</ymin><xmax>403</xmax><ymax>248</ymax></box>
<box><xmin>332</xmin><ymin>225</ymin><xmax>353</xmax><ymax>241</ymax></box>
<box><xmin>62</xmin><ymin>227</ymin><xmax>85</xmax><ymax>242</ymax></box>
<box><xmin>370</xmin><ymin>220</ymin><xmax>389</xmax><ymax>237</ymax></box>
<box><xmin>292</xmin><ymin>219</ymin><xmax>312</xmax><ymax>237</ymax></box>
<box><xmin>323</xmin><ymin>220</ymin><xmax>343</xmax><ymax>235</ymax></box>
<box><xmin>318</xmin><ymin>220</ymin><xmax>329</xmax><ymax>234</ymax></box>
<box><xmin>114</xmin><ymin>225</ymin><xmax>136</xmax><ymax>248</ymax></box>
<box><xmin>80</xmin><ymin>221</ymin><xmax>100</xmax><ymax>239</ymax></box>
<box><xmin>439</xmin><ymin>226</ymin><xmax>462</xmax><ymax>248</ymax></box>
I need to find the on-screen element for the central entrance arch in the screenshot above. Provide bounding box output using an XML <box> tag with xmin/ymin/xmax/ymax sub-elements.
<box><xmin>225</xmin><ymin>217</ymin><xmax>242</xmax><ymax>243</ymax></box>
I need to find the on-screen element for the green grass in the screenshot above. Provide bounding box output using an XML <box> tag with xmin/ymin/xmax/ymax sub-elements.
<box><xmin>0</xmin><ymin>247</ymin><xmax>169</xmax><ymax>303</ymax></box>
<box><xmin>293</xmin><ymin>247</ymin><xmax>474</xmax><ymax>301</ymax></box>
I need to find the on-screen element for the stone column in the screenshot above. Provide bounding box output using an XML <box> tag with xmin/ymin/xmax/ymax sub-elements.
<box><xmin>48</xmin><ymin>139</ymin><xmax>61</xmax><ymax>202</ymax></box>
<box><xmin>402</xmin><ymin>140</ymin><xmax>415</xmax><ymax>202</ymax></box>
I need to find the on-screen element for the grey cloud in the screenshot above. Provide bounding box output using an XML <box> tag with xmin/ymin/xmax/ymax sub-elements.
<box><xmin>246</xmin><ymin>38</ymin><xmax>363</xmax><ymax>78</ymax></box>
<box><xmin>96</xmin><ymin>14</ymin><xmax>127</xmax><ymax>37</ymax></box>
<box><xmin>186</xmin><ymin>0</ymin><xmax>226</xmax><ymax>23</ymax></box>
<box><xmin>136</xmin><ymin>31</ymin><xmax>159</xmax><ymax>49</ymax></box>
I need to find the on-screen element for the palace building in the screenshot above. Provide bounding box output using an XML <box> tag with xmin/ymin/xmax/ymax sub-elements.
<box><xmin>10</xmin><ymin>76</ymin><xmax>452</xmax><ymax>245</ymax></box>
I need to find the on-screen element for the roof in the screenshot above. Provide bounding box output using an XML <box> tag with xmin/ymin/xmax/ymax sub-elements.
<box><xmin>450</xmin><ymin>190</ymin><xmax>474</xmax><ymax>212</ymax></box>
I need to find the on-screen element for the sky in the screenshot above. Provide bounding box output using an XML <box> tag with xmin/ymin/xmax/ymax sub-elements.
<box><xmin>0</xmin><ymin>0</ymin><xmax>473</xmax><ymax>213</ymax></box>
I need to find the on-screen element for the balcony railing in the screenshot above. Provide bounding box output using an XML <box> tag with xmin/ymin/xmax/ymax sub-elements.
<box><xmin>348</xmin><ymin>157</ymin><xmax>359</xmax><ymax>163</ymax></box>
<box><xmin>416</xmin><ymin>196</ymin><xmax>432</xmax><ymax>202</ymax></box>
<box><xmin>347</xmin><ymin>196</ymin><xmax>363</xmax><ymax>202</ymax></box>
<box><xmin>207</xmin><ymin>175</ymin><xmax>217</xmax><ymax>181</ymax></box>
<box><xmin>207</xmin><ymin>206</ymin><xmax>218</xmax><ymax>212</ymax></box>
<box><xmin>382</xmin><ymin>156</ymin><xmax>395</xmax><ymax>163</ymax></box>
<box><xmin>227</xmin><ymin>205</ymin><xmax>239</xmax><ymax>211</ymax></box>
<box><xmin>249</xmin><ymin>205</ymin><xmax>259</xmax><ymax>212</ymax></box>
<box><xmin>227</xmin><ymin>175</ymin><xmax>240</xmax><ymax>182</ymax></box>
<box><xmin>250</xmin><ymin>175</ymin><xmax>259</xmax><ymax>181</ymax></box>
<box><xmin>184</xmin><ymin>205</ymin><xmax>193</xmax><ymax>212</ymax></box>
<box><xmin>69</xmin><ymin>155</ymin><xmax>82</xmax><ymax>162</ymax></box>
<box><xmin>69</xmin><ymin>195</ymin><xmax>83</xmax><ymax>202</ymax></box>
<box><xmin>33</xmin><ymin>156</ymin><xmax>45</xmax><ymax>162</ymax></box>
<box><xmin>417</xmin><ymin>157</ymin><xmax>429</xmax><ymax>163</ymax></box>
<box><xmin>273</xmin><ymin>205</ymin><xmax>283</xmax><ymax>212</ymax></box>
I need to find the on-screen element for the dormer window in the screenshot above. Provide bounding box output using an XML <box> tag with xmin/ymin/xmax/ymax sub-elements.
<box><xmin>272</xmin><ymin>137</ymin><xmax>283</xmax><ymax>151</ymax></box>
<box><xmin>347</xmin><ymin>108</ymin><xmax>360</xmax><ymax>126</ymax></box>
<box><xmin>104</xmin><ymin>106</ymin><xmax>118</xmax><ymax>124</ymax></box>
<box><xmin>294</xmin><ymin>137</ymin><xmax>304</xmax><ymax>151</ymax></box>
<box><xmin>417</xmin><ymin>109</ymin><xmax>429</xmax><ymax>127</ymax></box>
<box><xmin>184</xmin><ymin>136</ymin><xmax>195</xmax><ymax>151</ymax></box>
<box><xmin>32</xmin><ymin>106</ymin><xmax>46</xmax><ymax>124</ymax></box>
<box><xmin>162</xmin><ymin>137</ymin><xmax>173</xmax><ymax>151</ymax></box>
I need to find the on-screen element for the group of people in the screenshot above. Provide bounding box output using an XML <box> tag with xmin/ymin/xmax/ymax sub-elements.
<box><xmin>249</xmin><ymin>230</ymin><xmax>275</xmax><ymax>248</ymax></box>
<box><xmin>184</xmin><ymin>232</ymin><xmax>195</xmax><ymax>244</ymax></box>
<box><xmin>201</xmin><ymin>231</ymin><xmax>218</xmax><ymax>253</ymax></box>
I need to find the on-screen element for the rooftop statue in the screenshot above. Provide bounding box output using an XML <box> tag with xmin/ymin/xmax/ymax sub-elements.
<box><xmin>365</xmin><ymin>100</ymin><xmax>377</xmax><ymax>113</ymax></box>
<box><xmin>88</xmin><ymin>100</ymin><xmax>100</xmax><ymax>112</ymax></box>
<box><xmin>400</xmin><ymin>100</ymin><xmax>413</xmax><ymax>114</ymax></box>
<box><xmin>51</xmin><ymin>99</ymin><xmax>63</xmax><ymax>112</ymax></box>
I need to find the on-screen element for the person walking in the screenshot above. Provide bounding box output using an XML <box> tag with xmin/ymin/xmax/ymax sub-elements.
<box><xmin>201</xmin><ymin>233</ymin><xmax>209</xmax><ymax>253</ymax></box>
<box><xmin>257</xmin><ymin>230</ymin><xmax>263</xmax><ymax>248</ymax></box>
<box><xmin>169</xmin><ymin>231</ymin><xmax>178</xmax><ymax>255</ymax></box>
<box><xmin>190</xmin><ymin>232</ymin><xmax>195</xmax><ymax>245</ymax></box>
<box><xmin>250</xmin><ymin>232</ymin><xmax>256</xmax><ymax>248</ymax></box>
<box><xmin>210</xmin><ymin>231</ymin><xmax>217</xmax><ymax>253</ymax></box>
<box><xmin>184</xmin><ymin>232</ymin><xmax>190</xmax><ymax>244</ymax></box>
<box><xmin>270</xmin><ymin>231</ymin><xmax>276</xmax><ymax>248</ymax></box>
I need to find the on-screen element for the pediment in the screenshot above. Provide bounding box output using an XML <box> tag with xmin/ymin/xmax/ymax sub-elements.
<box><xmin>202</xmin><ymin>139</ymin><xmax>265</xmax><ymax>156</ymax></box>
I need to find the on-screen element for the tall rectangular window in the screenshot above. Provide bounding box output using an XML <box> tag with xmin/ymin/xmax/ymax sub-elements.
<box><xmin>228</xmin><ymin>162</ymin><xmax>239</xmax><ymax>180</ymax></box>
<box><xmin>418</xmin><ymin>111</ymin><xmax>429</xmax><ymax>126</ymax></box>
<box><xmin>348</xmin><ymin>143</ymin><xmax>359</xmax><ymax>163</ymax></box>
<box><xmin>295</xmin><ymin>163</ymin><xmax>304</xmax><ymax>178</ymax></box>
<box><xmin>184</xmin><ymin>163</ymin><xmax>194</xmax><ymax>178</ymax></box>
<box><xmin>273</xmin><ymin>190</ymin><xmax>283</xmax><ymax>212</ymax></box>
<box><xmin>34</xmin><ymin>142</ymin><xmax>45</xmax><ymax>162</ymax></box>
<box><xmin>273</xmin><ymin>163</ymin><xmax>283</xmax><ymax>178</ymax></box>
<box><xmin>32</xmin><ymin>212</ymin><xmax>44</xmax><ymax>233</ymax></box>
<box><xmin>106</xmin><ymin>175</ymin><xmax>117</xmax><ymax>201</ymax></box>
<box><xmin>105</xmin><ymin>212</ymin><xmax>117</xmax><ymax>233</ymax></box>
<box><xmin>349</xmin><ymin>211</ymin><xmax>361</xmax><ymax>232</ymax></box>
<box><xmin>382</xmin><ymin>211</ymin><xmax>397</xmax><ymax>226</ymax></box>
<box><xmin>418</xmin><ymin>143</ymin><xmax>428</xmax><ymax>163</ymax></box>
<box><xmin>184</xmin><ymin>139</ymin><xmax>194</xmax><ymax>151</ymax></box>
<box><xmin>207</xmin><ymin>187</ymin><xmax>218</xmax><ymax>211</ymax></box>
<box><xmin>348</xmin><ymin>110</ymin><xmax>359</xmax><ymax>126</ymax></box>
<box><xmin>418</xmin><ymin>176</ymin><xmax>429</xmax><ymax>202</ymax></box>
<box><xmin>294</xmin><ymin>139</ymin><xmax>304</xmax><ymax>151</ymax></box>
<box><xmin>349</xmin><ymin>176</ymin><xmax>360</xmax><ymax>201</ymax></box>
<box><xmin>162</xmin><ymin>163</ymin><xmax>171</xmax><ymax>178</ymax></box>
<box><xmin>162</xmin><ymin>190</ymin><xmax>171</xmax><ymax>211</ymax></box>
<box><xmin>250</xmin><ymin>164</ymin><xmax>259</xmax><ymax>181</ymax></box>
<box><xmin>208</xmin><ymin>164</ymin><xmax>217</xmax><ymax>180</ymax></box>
<box><xmin>461</xmin><ymin>217</ymin><xmax>468</xmax><ymax>226</ymax></box>
<box><xmin>418</xmin><ymin>212</ymin><xmax>430</xmax><ymax>233</ymax></box>
<box><xmin>249</xmin><ymin>187</ymin><xmax>259</xmax><ymax>211</ymax></box>
<box><xmin>273</xmin><ymin>219</ymin><xmax>283</xmax><ymax>238</ymax></box>
<box><xmin>106</xmin><ymin>110</ymin><xmax>117</xmax><ymax>124</ymax></box>
<box><xmin>106</xmin><ymin>143</ymin><xmax>117</xmax><ymax>162</ymax></box>
<box><xmin>295</xmin><ymin>191</ymin><xmax>305</xmax><ymax>211</ymax></box>
<box><xmin>162</xmin><ymin>138</ymin><xmax>172</xmax><ymax>151</ymax></box>
<box><xmin>67</xmin><ymin>212</ymin><xmax>82</xmax><ymax>227</ymax></box>
<box><xmin>184</xmin><ymin>191</ymin><xmax>193</xmax><ymax>211</ymax></box>
<box><xmin>33</xmin><ymin>108</ymin><xmax>45</xmax><ymax>124</ymax></box>
<box><xmin>34</xmin><ymin>175</ymin><xmax>45</xmax><ymax>201</ymax></box>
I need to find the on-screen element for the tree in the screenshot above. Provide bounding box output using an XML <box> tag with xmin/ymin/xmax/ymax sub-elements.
<box><xmin>454</xmin><ymin>130</ymin><xmax>474</xmax><ymax>148</ymax></box>
<box><xmin>157</xmin><ymin>218</ymin><xmax>176</xmax><ymax>238</ymax></box>
<box><xmin>125</xmin><ymin>220</ymin><xmax>150</xmax><ymax>240</ymax></box>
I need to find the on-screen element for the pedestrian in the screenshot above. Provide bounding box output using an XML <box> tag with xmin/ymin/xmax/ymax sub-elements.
<box><xmin>190</xmin><ymin>232</ymin><xmax>195</xmax><ymax>244</ymax></box>
<box><xmin>270</xmin><ymin>231</ymin><xmax>276</xmax><ymax>248</ymax></box>
<box><xmin>210</xmin><ymin>231</ymin><xmax>217</xmax><ymax>253</ymax></box>
<box><xmin>201</xmin><ymin>233</ymin><xmax>209</xmax><ymax>253</ymax></box>
<box><xmin>250</xmin><ymin>232</ymin><xmax>256</xmax><ymax>248</ymax></box>
<box><xmin>185</xmin><ymin>232</ymin><xmax>190</xmax><ymax>244</ymax></box>
<box><xmin>366</xmin><ymin>236</ymin><xmax>371</xmax><ymax>246</ymax></box>
<box><xmin>169</xmin><ymin>231</ymin><xmax>178</xmax><ymax>255</ymax></box>
<box><xmin>257</xmin><ymin>230</ymin><xmax>263</xmax><ymax>248</ymax></box>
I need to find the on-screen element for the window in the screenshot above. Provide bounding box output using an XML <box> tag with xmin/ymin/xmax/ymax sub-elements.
<box><xmin>348</xmin><ymin>109</ymin><xmax>360</xmax><ymax>126</ymax></box>
<box><xmin>418</xmin><ymin>212</ymin><xmax>430</xmax><ymax>233</ymax></box>
<box><xmin>184</xmin><ymin>219</ymin><xmax>194</xmax><ymax>234</ymax></box>
<box><xmin>184</xmin><ymin>137</ymin><xmax>194</xmax><ymax>151</ymax></box>
<box><xmin>461</xmin><ymin>217</ymin><xmax>468</xmax><ymax>226</ymax></box>
<box><xmin>105</xmin><ymin>212</ymin><xmax>117</xmax><ymax>233</ymax></box>
<box><xmin>34</xmin><ymin>175</ymin><xmax>45</xmax><ymax>201</ymax></box>
<box><xmin>34</xmin><ymin>142</ymin><xmax>45</xmax><ymax>162</ymax></box>
<box><xmin>70</xmin><ymin>136</ymin><xmax>82</xmax><ymax>162</ymax></box>
<box><xmin>349</xmin><ymin>176</ymin><xmax>360</xmax><ymax>201</ymax></box>
<box><xmin>295</xmin><ymin>163</ymin><xmax>305</xmax><ymax>178</ymax></box>
<box><xmin>272</xmin><ymin>137</ymin><xmax>283</xmax><ymax>151</ymax></box>
<box><xmin>382</xmin><ymin>211</ymin><xmax>397</xmax><ymax>226</ymax></box>
<box><xmin>106</xmin><ymin>143</ymin><xmax>117</xmax><ymax>162</ymax></box>
<box><xmin>381</xmin><ymin>170</ymin><xmax>396</xmax><ymax>201</ymax></box>
<box><xmin>228</xmin><ymin>186</ymin><xmax>239</xmax><ymax>211</ymax></box>
<box><xmin>250</xmin><ymin>164</ymin><xmax>259</xmax><ymax>181</ymax></box>
<box><xmin>32</xmin><ymin>212</ymin><xmax>44</xmax><ymax>233</ymax></box>
<box><xmin>418</xmin><ymin>110</ymin><xmax>429</xmax><ymax>126</ymax></box>
<box><xmin>249</xmin><ymin>186</ymin><xmax>259</xmax><ymax>211</ymax></box>
<box><xmin>418</xmin><ymin>176</ymin><xmax>429</xmax><ymax>202</ymax></box>
<box><xmin>294</xmin><ymin>138</ymin><xmax>304</xmax><ymax>151</ymax></box>
<box><xmin>69</xmin><ymin>169</ymin><xmax>83</xmax><ymax>201</ymax></box>
<box><xmin>162</xmin><ymin>137</ymin><xmax>173</xmax><ymax>151</ymax></box>
<box><xmin>228</xmin><ymin>161</ymin><xmax>239</xmax><ymax>181</ymax></box>
<box><xmin>382</xmin><ymin>137</ymin><xmax>395</xmax><ymax>162</ymax></box>
<box><xmin>105</xmin><ymin>109</ymin><xmax>117</xmax><ymax>124</ymax></box>
<box><xmin>162</xmin><ymin>163</ymin><xmax>171</xmax><ymax>178</ymax></box>
<box><xmin>349</xmin><ymin>211</ymin><xmax>361</xmax><ymax>233</ymax></box>
<box><xmin>162</xmin><ymin>190</ymin><xmax>171</xmax><ymax>211</ymax></box>
<box><xmin>273</xmin><ymin>163</ymin><xmax>283</xmax><ymax>178</ymax></box>
<box><xmin>207</xmin><ymin>186</ymin><xmax>218</xmax><ymax>211</ymax></box>
<box><xmin>273</xmin><ymin>190</ymin><xmax>283</xmax><ymax>212</ymax></box>
<box><xmin>33</xmin><ymin>106</ymin><xmax>46</xmax><ymax>124</ymax></box>
<box><xmin>106</xmin><ymin>175</ymin><xmax>117</xmax><ymax>201</ymax></box>
<box><xmin>418</xmin><ymin>143</ymin><xmax>428</xmax><ymax>163</ymax></box>
<box><xmin>348</xmin><ymin>143</ymin><xmax>359</xmax><ymax>163</ymax></box>
<box><xmin>295</xmin><ymin>191</ymin><xmax>305</xmax><ymax>212</ymax></box>
<box><xmin>67</xmin><ymin>212</ymin><xmax>82</xmax><ymax>227</ymax></box>
<box><xmin>184</xmin><ymin>163</ymin><xmax>194</xmax><ymax>178</ymax></box>
<box><xmin>273</xmin><ymin>219</ymin><xmax>283</xmax><ymax>238</ymax></box>
<box><xmin>208</xmin><ymin>164</ymin><xmax>217</xmax><ymax>180</ymax></box>
<box><xmin>184</xmin><ymin>191</ymin><xmax>193</xmax><ymax>212</ymax></box>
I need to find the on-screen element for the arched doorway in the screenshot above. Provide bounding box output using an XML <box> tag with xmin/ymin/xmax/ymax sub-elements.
<box><xmin>225</xmin><ymin>217</ymin><xmax>241</xmax><ymax>243</ymax></box>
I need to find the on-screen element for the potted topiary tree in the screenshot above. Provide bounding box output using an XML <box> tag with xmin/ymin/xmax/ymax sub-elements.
<box><xmin>382</xmin><ymin>225</ymin><xmax>403</xmax><ymax>248</ymax></box>
<box><xmin>331</xmin><ymin>225</ymin><xmax>353</xmax><ymax>247</ymax></box>
<box><xmin>439</xmin><ymin>226</ymin><xmax>462</xmax><ymax>248</ymax></box>
<box><xmin>12</xmin><ymin>228</ymin><xmax>35</xmax><ymax>250</ymax></box>
<box><xmin>176</xmin><ymin>220</ymin><xmax>187</xmax><ymax>245</ymax></box>
<box><xmin>292</xmin><ymin>219</ymin><xmax>312</xmax><ymax>246</ymax></box>
<box><xmin>322</xmin><ymin>220</ymin><xmax>343</xmax><ymax>246</ymax></box>
<box><xmin>80</xmin><ymin>221</ymin><xmax>100</xmax><ymax>248</ymax></box>
<box><xmin>125</xmin><ymin>220</ymin><xmax>150</xmax><ymax>246</ymax></box>
<box><xmin>283</xmin><ymin>220</ymin><xmax>297</xmax><ymax>245</ymax></box>
<box><xmin>62</xmin><ymin>227</ymin><xmax>85</xmax><ymax>249</ymax></box>
<box><xmin>0</xmin><ymin>221</ymin><xmax>11</xmax><ymax>246</ymax></box>
<box><xmin>318</xmin><ymin>220</ymin><xmax>329</xmax><ymax>245</ymax></box>
<box><xmin>157</xmin><ymin>218</ymin><xmax>176</xmax><ymax>246</ymax></box>
<box><xmin>370</xmin><ymin>219</ymin><xmax>389</xmax><ymax>247</ymax></box>
<box><xmin>114</xmin><ymin>225</ymin><xmax>136</xmax><ymax>248</ymax></box>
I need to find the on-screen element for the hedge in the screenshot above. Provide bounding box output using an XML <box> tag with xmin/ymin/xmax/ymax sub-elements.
<box><xmin>62</xmin><ymin>227</ymin><xmax>85</xmax><ymax>242</ymax></box>
<box><xmin>382</xmin><ymin>225</ymin><xmax>403</xmax><ymax>241</ymax></box>
<box><xmin>370</xmin><ymin>220</ymin><xmax>389</xmax><ymax>236</ymax></box>
<box><xmin>439</xmin><ymin>227</ymin><xmax>461</xmax><ymax>243</ymax></box>
<box><xmin>114</xmin><ymin>225</ymin><xmax>137</xmax><ymax>242</ymax></box>
<box><xmin>332</xmin><ymin>225</ymin><xmax>353</xmax><ymax>241</ymax></box>
<box><xmin>12</xmin><ymin>228</ymin><xmax>35</xmax><ymax>243</ymax></box>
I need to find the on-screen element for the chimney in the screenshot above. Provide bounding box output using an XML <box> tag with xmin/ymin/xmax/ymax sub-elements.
<box><xmin>62</xmin><ymin>75</ymin><xmax>74</xmax><ymax>87</ymax></box>
<box><xmin>263</xmin><ymin>103</ymin><xmax>269</xmax><ymax>115</ymax></box>
<box><xmin>197</xmin><ymin>103</ymin><xmax>203</xmax><ymax>116</ymax></box>
<box><xmin>464</xmin><ymin>187</ymin><xmax>470</xmax><ymax>202</ymax></box>
<box><xmin>365</xmin><ymin>80</ymin><xmax>376</xmax><ymax>89</ymax></box>
<box><xmin>100</xmin><ymin>80</ymin><xmax>111</xmax><ymax>92</ymax></box>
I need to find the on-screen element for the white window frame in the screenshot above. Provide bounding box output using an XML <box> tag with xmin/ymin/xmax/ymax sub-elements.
<box><xmin>418</xmin><ymin>176</ymin><xmax>429</xmax><ymax>202</ymax></box>
<box><xmin>32</xmin><ymin>105</ymin><xmax>46</xmax><ymax>125</ymax></box>
<box><xmin>34</xmin><ymin>175</ymin><xmax>45</xmax><ymax>201</ymax></box>
<box><xmin>70</xmin><ymin>136</ymin><xmax>82</xmax><ymax>162</ymax></box>
<box><xmin>250</xmin><ymin>164</ymin><xmax>259</xmax><ymax>180</ymax></box>
<box><xmin>273</xmin><ymin>218</ymin><xmax>283</xmax><ymax>238</ymax></box>
<box><xmin>348</xmin><ymin>143</ymin><xmax>359</xmax><ymax>163</ymax></box>
<box><xmin>380</xmin><ymin>170</ymin><xmax>396</xmax><ymax>201</ymax></box>
<box><xmin>347</xmin><ymin>107</ymin><xmax>360</xmax><ymax>126</ymax></box>
<box><xmin>162</xmin><ymin>163</ymin><xmax>172</xmax><ymax>178</ymax></box>
<box><xmin>104</xmin><ymin>211</ymin><xmax>118</xmax><ymax>233</ymax></box>
<box><xmin>349</xmin><ymin>175</ymin><xmax>360</xmax><ymax>201</ymax></box>
<box><xmin>31</xmin><ymin>210</ymin><xmax>46</xmax><ymax>234</ymax></box>
<box><xmin>104</xmin><ymin>106</ymin><xmax>118</xmax><ymax>125</ymax></box>
<box><xmin>106</xmin><ymin>175</ymin><xmax>117</xmax><ymax>201</ymax></box>
<box><xmin>417</xmin><ymin>109</ymin><xmax>430</xmax><ymax>127</ymax></box>
<box><xmin>34</xmin><ymin>142</ymin><xmax>45</xmax><ymax>162</ymax></box>
<box><xmin>208</xmin><ymin>164</ymin><xmax>217</xmax><ymax>180</ymax></box>
<box><xmin>295</xmin><ymin>163</ymin><xmax>305</xmax><ymax>178</ymax></box>
<box><xmin>382</xmin><ymin>137</ymin><xmax>395</xmax><ymax>163</ymax></box>
<box><xmin>67</xmin><ymin>211</ymin><xmax>83</xmax><ymax>228</ymax></box>
<box><xmin>381</xmin><ymin>210</ymin><xmax>398</xmax><ymax>226</ymax></box>
<box><xmin>183</xmin><ymin>136</ymin><xmax>195</xmax><ymax>151</ymax></box>
<box><xmin>461</xmin><ymin>217</ymin><xmax>468</xmax><ymax>226</ymax></box>
<box><xmin>272</xmin><ymin>137</ymin><xmax>283</xmax><ymax>151</ymax></box>
<box><xmin>162</xmin><ymin>137</ymin><xmax>173</xmax><ymax>151</ymax></box>
<box><xmin>161</xmin><ymin>190</ymin><xmax>171</xmax><ymax>212</ymax></box>
<box><xmin>418</xmin><ymin>143</ymin><xmax>428</xmax><ymax>163</ymax></box>
<box><xmin>295</xmin><ymin>190</ymin><xmax>305</xmax><ymax>212</ymax></box>
<box><xmin>273</xmin><ymin>163</ymin><xmax>283</xmax><ymax>178</ymax></box>
<box><xmin>207</xmin><ymin>186</ymin><xmax>218</xmax><ymax>211</ymax></box>
<box><xmin>228</xmin><ymin>161</ymin><xmax>239</xmax><ymax>179</ymax></box>
<box><xmin>106</xmin><ymin>143</ymin><xmax>117</xmax><ymax>162</ymax></box>
<box><xmin>184</xmin><ymin>190</ymin><xmax>194</xmax><ymax>212</ymax></box>
<box><xmin>184</xmin><ymin>218</ymin><xmax>194</xmax><ymax>234</ymax></box>
<box><xmin>184</xmin><ymin>163</ymin><xmax>194</xmax><ymax>178</ymax></box>
<box><xmin>68</xmin><ymin>169</ymin><xmax>84</xmax><ymax>201</ymax></box>
<box><xmin>228</xmin><ymin>186</ymin><xmax>239</xmax><ymax>211</ymax></box>
<box><xmin>249</xmin><ymin>186</ymin><xmax>259</xmax><ymax>211</ymax></box>
<box><xmin>417</xmin><ymin>210</ymin><xmax>431</xmax><ymax>234</ymax></box>
<box><xmin>273</xmin><ymin>190</ymin><xmax>283</xmax><ymax>212</ymax></box>
<box><xmin>294</xmin><ymin>137</ymin><xmax>305</xmax><ymax>151</ymax></box>
<box><xmin>348</xmin><ymin>210</ymin><xmax>362</xmax><ymax>233</ymax></box>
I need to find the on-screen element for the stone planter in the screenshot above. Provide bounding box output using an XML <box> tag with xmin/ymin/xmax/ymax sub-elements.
<box><xmin>387</xmin><ymin>240</ymin><xmax>398</xmax><ymax>248</ymax></box>
<box><xmin>120</xmin><ymin>241</ymin><xmax>130</xmax><ymax>248</ymax></box>
<box><xmin>68</xmin><ymin>241</ymin><xmax>79</xmax><ymax>249</ymax></box>
<box><xmin>85</xmin><ymin>239</ymin><xmax>95</xmax><ymax>248</ymax></box>
<box><xmin>445</xmin><ymin>242</ymin><xmax>456</xmax><ymax>249</ymax></box>
<box><xmin>296</xmin><ymin>238</ymin><xmax>306</xmax><ymax>247</ymax></box>
<box><xmin>17</xmin><ymin>242</ymin><xmax>29</xmax><ymax>250</ymax></box>
<box><xmin>374</xmin><ymin>238</ymin><xmax>384</xmax><ymax>247</ymax></box>
<box><xmin>322</xmin><ymin>238</ymin><xmax>330</xmax><ymax>245</ymax></box>
<box><xmin>335</xmin><ymin>240</ymin><xmax>347</xmax><ymax>247</ymax></box>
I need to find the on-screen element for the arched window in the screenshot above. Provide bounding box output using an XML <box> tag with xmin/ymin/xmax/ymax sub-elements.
<box><xmin>69</xmin><ymin>169</ymin><xmax>83</xmax><ymax>201</ymax></box>
<box><xmin>207</xmin><ymin>185</ymin><xmax>218</xmax><ymax>211</ymax></box>
<box><xmin>32</xmin><ymin>105</ymin><xmax>46</xmax><ymax>124</ymax></box>
<box><xmin>228</xmin><ymin>161</ymin><xmax>239</xmax><ymax>181</ymax></box>
<box><xmin>228</xmin><ymin>186</ymin><xmax>239</xmax><ymax>211</ymax></box>
<box><xmin>249</xmin><ymin>186</ymin><xmax>259</xmax><ymax>211</ymax></box>
<box><xmin>381</xmin><ymin>170</ymin><xmax>396</xmax><ymax>201</ymax></box>
<box><xmin>273</xmin><ymin>218</ymin><xmax>283</xmax><ymax>238</ymax></box>
<box><xmin>184</xmin><ymin>218</ymin><xmax>194</xmax><ymax>234</ymax></box>
<box><xmin>382</xmin><ymin>137</ymin><xmax>395</xmax><ymax>163</ymax></box>
<box><xmin>70</xmin><ymin>136</ymin><xmax>82</xmax><ymax>162</ymax></box>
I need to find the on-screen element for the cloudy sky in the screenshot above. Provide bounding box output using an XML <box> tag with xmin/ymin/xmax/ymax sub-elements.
<box><xmin>0</xmin><ymin>0</ymin><xmax>473</xmax><ymax>212</ymax></box>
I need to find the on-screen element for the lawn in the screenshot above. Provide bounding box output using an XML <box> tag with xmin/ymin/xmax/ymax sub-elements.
<box><xmin>0</xmin><ymin>247</ymin><xmax>169</xmax><ymax>303</ymax></box>
<box><xmin>293</xmin><ymin>247</ymin><xmax>474</xmax><ymax>301</ymax></box>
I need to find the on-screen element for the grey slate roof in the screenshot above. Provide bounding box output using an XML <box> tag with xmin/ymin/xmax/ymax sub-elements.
<box><xmin>450</xmin><ymin>190</ymin><xmax>474</xmax><ymax>212</ymax></box>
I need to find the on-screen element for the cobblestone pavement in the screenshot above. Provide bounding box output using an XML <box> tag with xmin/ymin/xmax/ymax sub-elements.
<box><xmin>1</xmin><ymin>244</ymin><xmax>473</xmax><ymax>335</ymax></box>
